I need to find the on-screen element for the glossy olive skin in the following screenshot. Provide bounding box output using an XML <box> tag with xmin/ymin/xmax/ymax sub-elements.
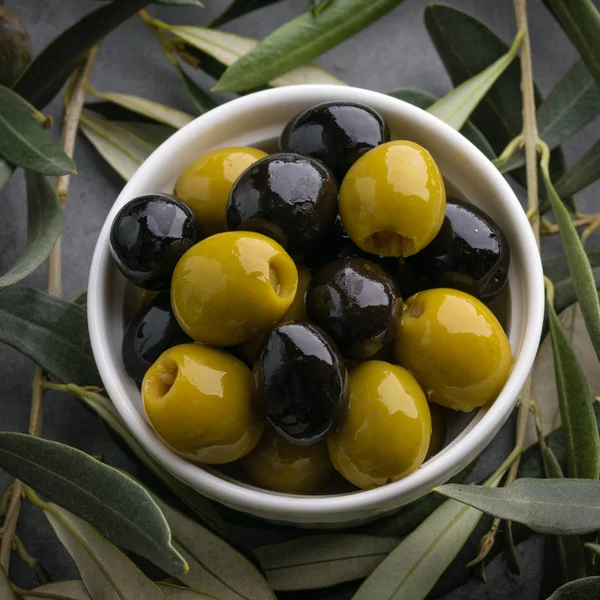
<box><xmin>174</xmin><ymin>146</ymin><xmax>267</xmax><ymax>235</ymax></box>
<box><xmin>110</xmin><ymin>194</ymin><xmax>204</xmax><ymax>290</ymax></box>
<box><xmin>339</xmin><ymin>141</ymin><xmax>446</xmax><ymax>257</ymax></box>
<box><xmin>255</xmin><ymin>321</ymin><xmax>349</xmax><ymax>445</ymax></box>
<box><xmin>328</xmin><ymin>360</ymin><xmax>431</xmax><ymax>490</ymax></box>
<box><xmin>122</xmin><ymin>292</ymin><xmax>192</xmax><ymax>384</ymax></box>
<box><xmin>171</xmin><ymin>232</ymin><xmax>298</xmax><ymax>346</ymax></box>
<box><xmin>304</xmin><ymin>215</ymin><xmax>397</xmax><ymax>275</ymax></box>
<box><xmin>227</xmin><ymin>153</ymin><xmax>338</xmax><ymax>258</ymax></box>
<box><xmin>142</xmin><ymin>344</ymin><xmax>263</xmax><ymax>464</ymax></box>
<box><xmin>242</xmin><ymin>427</ymin><xmax>333</xmax><ymax>494</ymax></box>
<box><xmin>394</xmin><ymin>288</ymin><xmax>513</xmax><ymax>412</ymax></box>
<box><xmin>406</xmin><ymin>199</ymin><xmax>510</xmax><ymax>300</ymax></box>
<box><xmin>306</xmin><ymin>258</ymin><xmax>401</xmax><ymax>359</ymax></box>
<box><xmin>280</xmin><ymin>102</ymin><xmax>390</xmax><ymax>181</ymax></box>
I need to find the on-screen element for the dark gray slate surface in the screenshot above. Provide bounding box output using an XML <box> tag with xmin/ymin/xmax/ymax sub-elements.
<box><xmin>1</xmin><ymin>0</ymin><xmax>599</xmax><ymax>598</ymax></box>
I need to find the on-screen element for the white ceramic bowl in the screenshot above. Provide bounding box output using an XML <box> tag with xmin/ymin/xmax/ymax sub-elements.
<box><xmin>88</xmin><ymin>85</ymin><xmax>544</xmax><ymax>526</ymax></box>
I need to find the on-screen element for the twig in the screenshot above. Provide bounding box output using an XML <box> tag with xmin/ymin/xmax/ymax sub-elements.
<box><xmin>0</xmin><ymin>47</ymin><xmax>98</xmax><ymax>573</ymax></box>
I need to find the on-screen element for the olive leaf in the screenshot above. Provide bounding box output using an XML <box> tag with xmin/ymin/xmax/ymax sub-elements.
<box><xmin>172</xmin><ymin>64</ymin><xmax>218</xmax><ymax>115</ymax></box>
<box><xmin>155</xmin><ymin>497</ymin><xmax>275</xmax><ymax>600</ymax></box>
<box><xmin>212</xmin><ymin>0</ymin><xmax>403</xmax><ymax>92</ymax></box>
<box><xmin>43</xmin><ymin>503</ymin><xmax>169</xmax><ymax>600</ymax></box>
<box><xmin>255</xmin><ymin>535</ymin><xmax>399</xmax><ymax>591</ymax></box>
<box><xmin>386</xmin><ymin>88</ymin><xmax>496</xmax><ymax>160</ymax></box>
<box><xmin>546</xmin><ymin>577</ymin><xmax>600</xmax><ymax>600</ymax></box>
<box><xmin>88</xmin><ymin>88</ymin><xmax>195</xmax><ymax>129</ymax></box>
<box><xmin>80</xmin><ymin>113</ymin><xmax>171</xmax><ymax>180</ymax></box>
<box><xmin>586</xmin><ymin>543</ymin><xmax>600</xmax><ymax>556</ymax></box>
<box><xmin>544</xmin><ymin>0</ymin><xmax>600</xmax><ymax>86</ymax></box>
<box><xmin>0</xmin><ymin>433</ymin><xmax>187</xmax><ymax>575</ymax></box>
<box><xmin>0</xmin><ymin>159</ymin><xmax>14</xmax><ymax>192</ymax></box>
<box><xmin>435</xmin><ymin>479</ymin><xmax>600</xmax><ymax>535</ymax></box>
<box><xmin>158</xmin><ymin>583</ymin><xmax>221</xmax><ymax>599</ymax></box>
<box><xmin>14</xmin><ymin>0</ymin><xmax>148</xmax><ymax>109</ymax></box>
<box><xmin>0</xmin><ymin>171</ymin><xmax>62</xmax><ymax>287</ymax></box>
<box><xmin>544</xmin><ymin>250</ymin><xmax>600</xmax><ymax>284</ymax></box>
<box><xmin>0</xmin><ymin>566</ymin><xmax>15</xmax><ymax>600</ymax></box>
<box><xmin>0</xmin><ymin>86</ymin><xmax>75</xmax><ymax>175</ymax></box>
<box><xmin>95</xmin><ymin>0</ymin><xmax>203</xmax><ymax>4</ymax></box>
<box><xmin>427</xmin><ymin>30</ymin><xmax>523</xmax><ymax>131</ymax></box>
<box><xmin>503</xmin><ymin>521</ymin><xmax>521</xmax><ymax>575</ymax></box>
<box><xmin>351</xmin><ymin>477</ymin><xmax>501</xmax><ymax>600</ymax></box>
<box><xmin>555</xmin><ymin>138</ymin><xmax>600</xmax><ymax>197</ymax></box>
<box><xmin>156</xmin><ymin>21</ymin><xmax>346</xmax><ymax>88</ymax></box>
<box><xmin>541</xmin><ymin>152</ymin><xmax>600</xmax><ymax>362</ymax></box>
<box><xmin>210</xmin><ymin>0</ymin><xmax>285</xmax><ymax>27</ymax></box>
<box><xmin>0</xmin><ymin>286</ymin><xmax>100</xmax><ymax>385</ymax></box>
<box><xmin>499</xmin><ymin>59</ymin><xmax>600</xmax><ymax>172</ymax></box>
<box><xmin>60</xmin><ymin>385</ymin><xmax>235</xmax><ymax>548</ymax></box>
<box><xmin>21</xmin><ymin>580</ymin><xmax>91</xmax><ymax>600</ymax></box>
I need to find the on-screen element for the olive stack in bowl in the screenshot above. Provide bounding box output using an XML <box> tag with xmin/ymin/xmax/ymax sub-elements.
<box><xmin>110</xmin><ymin>101</ymin><xmax>512</xmax><ymax>495</ymax></box>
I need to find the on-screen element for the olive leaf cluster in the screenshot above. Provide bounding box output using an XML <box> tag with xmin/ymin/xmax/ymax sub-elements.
<box><xmin>0</xmin><ymin>1</ymin><xmax>600</xmax><ymax>599</ymax></box>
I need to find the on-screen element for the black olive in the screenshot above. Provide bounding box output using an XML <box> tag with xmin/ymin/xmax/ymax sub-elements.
<box><xmin>306</xmin><ymin>258</ymin><xmax>401</xmax><ymax>359</ymax></box>
<box><xmin>227</xmin><ymin>153</ymin><xmax>338</xmax><ymax>258</ymax></box>
<box><xmin>303</xmin><ymin>214</ymin><xmax>397</xmax><ymax>275</ymax></box>
<box><xmin>255</xmin><ymin>321</ymin><xmax>348</xmax><ymax>445</ymax></box>
<box><xmin>122</xmin><ymin>292</ymin><xmax>192</xmax><ymax>384</ymax></box>
<box><xmin>405</xmin><ymin>198</ymin><xmax>510</xmax><ymax>300</ymax></box>
<box><xmin>280</xmin><ymin>102</ymin><xmax>390</xmax><ymax>181</ymax></box>
<box><xmin>110</xmin><ymin>193</ymin><xmax>204</xmax><ymax>290</ymax></box>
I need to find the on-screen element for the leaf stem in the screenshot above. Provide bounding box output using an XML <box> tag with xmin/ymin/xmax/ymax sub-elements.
<box><xmin>0</xmin><ymin>47</ymin><xmax>98</xmax><ymax>573</ymax></box>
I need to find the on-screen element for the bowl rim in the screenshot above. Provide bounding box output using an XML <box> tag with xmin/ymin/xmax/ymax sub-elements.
<box><xmin>88</xmin><ymin>84</ymin><xmax>545</xmax><ymax>521</ymax></box>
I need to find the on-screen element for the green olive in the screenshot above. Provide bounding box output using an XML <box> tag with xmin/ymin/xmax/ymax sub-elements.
<box><xmin>171</xmin><ymin>232</ymin><xmax>298</xmax><ymax>346</ymax></box>
<box><xmin>328</xmin><ymin>360</ymin><xmax>431</xmax><ymax>490</ymax></box>
<box><xmin>174</xmin><ymin>147</ymin><xmax>267</xmax><ymax>235</ymax></box>
<box><xmin>339</xmin><ymin>141</ymin><xmax>446</xmax><ymax>257</ymax></box>
<box><xmin>142</xmin><ymin>344</ymin><xmax>263</xmax><ymax>464</ymax></box>
<box><xmin>242</xmin><ymin>427</ymin><xmax>332</xmax><ymax>494</ymax></box>
<box><xmin>394</xmin><ymin>288</ymin><xmax>513</xmax><ymax>412</ymax></box>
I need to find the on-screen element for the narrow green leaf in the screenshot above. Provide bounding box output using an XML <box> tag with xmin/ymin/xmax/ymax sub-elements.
<box><xmin>44</xmin><ymin>504</ymin><xmax>169</xmax><ymax>600</ymax></box>
<box><xmin>546</xmin><ymin>576</ymin><xmax>600</xmax><ymax>599</ymax></box>
<box><xmin>80</xmin><ymin>113</ymin><xmax>165</xmax><ymax>181</ymax></box>
<box><xmin>352</xmin><ymin>478</ymin><xmax>500</xmax><ymax>600</ymax></box>
<box><xmin>503</xmin><ymin>521</ymin><xmax>521</xmax><ymax>575</ymax></box>
<box><xmin>546</xmin><ymin>286</ymin><xmax>600</xmax><ymax>478</ymax></box>
<box><xmin>255</xmin><ymin>535</ymin><xmax>399</xmax><ymax>591</ymax></box>
<box><xmin>555</xmin><ymin>138</ymin><xmax>600</xmax><ymax>197</ymax></box>
<box><xmin>0</xmin><ymin>159</ymin><xmax>14</xmax><ymax>191</ymax></box>
<box><xmin>14</xmin><ymin>0</ymin><xmax>148</xmax><ymax>109</ymax></box>
<box><xmin>22</xmin><ymin>580</ymin><xmax>91</xmax><ymax>600</ymax></box>
<box><xmin>428</xmin><ymin>30</ymin><xmax>523</xmax><ymax>131</ymax></box>
<box><xmin>587</xmin><ymin>543</ymin><xmax>600</xmax><ymax>556</ymax></box>
<box><xmin>161</xmin><ymin>22</ymin><xmax>346</xmax><ymax>89</ymax></box>
<box><xmin>0</xmin><ymin>86</ymin><xmax>75</xmax><ymax>175</ymax></box>
<box><xmin>95</xmin><ymin>0</ymin><xmax>203</xmax><ymax>4</ymax></box>
<box><xmin>541</xmin><ymin>150</ymin><xmax>600</xmax><ymax>362</ymax></box>
<box><xmin>159</xmin><ymin>582</ymin><xmax>228</xmax><ymax>599</ymax></box>
<box><xmin>88</xmin><ymin>88</ymin><xmax>194</xmax><ymax>129</ymax></box>
<box><xmin>210</xmin><ymin>0</ymin><xmax>285</xmax><ymax>27</ymax></box>
<box><xmin>0</xmin><ymin>566</ymin><xmax>16</xmax><ymax>600</ymax></box>
<box><xmin>544</xmin><ymin>250</ymin><xmax>600</xmax><ymax>284</ymax></box>
<box><xmin>213</xmin><ymin>0</ymin><xmax>403</xmax><ymax>92</ymax></box>
<box><xmin>0</xmin><ymin>171</ymin><xmax>62</xmax><ymax>287</ymax></box>
<box><xmin>155</xmin><ymin>497</ymin><xmax>275</xmax><ymax>600</ymax></box>
<box><xmin>173</xmin><ymin>65</ymin><xmax>218</xmax><ymax>115</ymax></box>
<box><xmin>0</xmin><ymin>286</ymin><xmax>100</xmax><ymax>385</ymax></box>
<box><xmin>62</xmin><ymin>384</ymin><xmax>235</xmax><ymax>547</ymax></box>
<box><xmin>386</xmin><ymin>88</ymin><xmax>496</xmax><ymax>159</ymax></box>
<box><xmin>435</xmin><ymin>479</ymin><xmax>600</xmax><ymax>535</ymax></box>
<box><xmin>0</xmin><ymin>433</ymin><xmax>187</xmax><ymax>575</ymax></box>
<box><xmin>545</xmin><ymin>0</ymin><xmax>600</xmax><ymax>87</ymax></box>
<box><xmin>500</xmin><ymin>60</ymin><xmax>600</xmax><ymax>172</ymax></box>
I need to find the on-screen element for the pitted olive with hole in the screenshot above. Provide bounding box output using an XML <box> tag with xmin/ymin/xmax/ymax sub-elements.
<box><xmin>242</xmin><ymin>427</ymin><xmax>333</xmax><ymax>494</ymax></box>
<box><xmin>280</xmin><ymin>101</ymin><xmax>390</xmax><ymax>181</ymax></box>
<box><xmin>255</xmin><ymin>321</ymin><xmax>349</xmax><ymax>446</ymax></box>
<box><xmin>394</xmin><ymin>288</ymin><xmax>513</xmax><ymax>412</ymax></box>
<box><xmin>405</xmin><ymin>198</ymin><xmax>510</xmax><ymax>300</ymax></box>
<box><xmin>339</xmin><ymin>141</ymin><xmax>446</xmax><ymax>257</ymax></box>
<box><xmin>306</xmin><ymin>257</ymin><xmax>401</xmax><ymax>359</ymax></box>
<box><xmin>327</xmin><ymin>360</ymin><xmax>431</xmax><ymax>490</ymax></box>
<box><xmin>171</xmin><ymin>231</ymin><xmax>298</xmax><ymax>346</ymax></box>
<box><xmin>142</xmin><ymin>344</ymin><xmax>263</xmax><ymax>464</ymax></box>
<box><xmin>174</xmin><ymin>146</ymin><xmax>267</xmax><ymax>235</ymax></box>
<box><xmin>227</xmin><ymin>153</ymin><xmax>339</xmax><ymax>258</ymax></box>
